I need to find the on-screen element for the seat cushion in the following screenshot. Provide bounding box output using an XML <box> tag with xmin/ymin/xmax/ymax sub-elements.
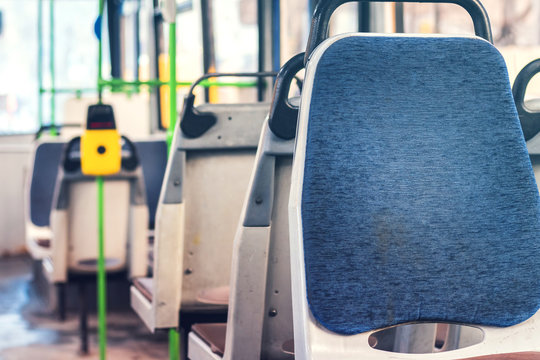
<box><xmin>196</xmin><ymin>286</ymin><xmax>229</xmax><ymax>306</ymax></box>
<box><xmin>301</xmin><ymin>35</ymin><xmax>540</xmax><ymax>335</ymax></box>
<box><xmin>459</xmin><ymin>353</ymin><xmax>540</xmax><ymax>360</ymax></box>
<box><xmin>133</xmin><ymin>277</ymin><xmax>154</xmax><ymax>302</ymax></box>
<box><xmin>191</xmin><ymin>323</ymin><xmax>226</xmax><ymax>356</ymax></box>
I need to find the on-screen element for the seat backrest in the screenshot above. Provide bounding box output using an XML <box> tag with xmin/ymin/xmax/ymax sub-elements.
<box><xmin>66</xmin><ymin>180</ymin><xmax>131</xmax><ymax>271</ymax></box>
<box><xmin>224</xmin><ymin>54</ymin><xmax>304</xmax><ymax>360</ymax></box>
<box><xmin>289</xmin><ymin>31</ymin><xmax>540</xmax><ymax>360</ymax></box>
<box><xmin>151</xmin><ymin>100</ymin><xmax>269</xmax><ymax>328</ymax></box>
<box><xmin>29</xmin><ymin>142</ymin><xmax>64</xmax><ymax>227</ymax></box>
<box><xmin>50</xmin><ymin>136</ymin><xmax>148</xmax><ymax>279</ymax></box>
<box><xmin>180</xmin><ymin>103</ymin><xmax>269</xmax><ymax>310</ymax></box>
<box><xmin>134</xmin><ymin>140</ymin><xmax>168</xmax><ymax>229</ymax></box>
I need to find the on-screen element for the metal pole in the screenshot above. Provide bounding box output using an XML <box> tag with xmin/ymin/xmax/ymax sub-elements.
<box><xmin>152</xmin><ymin>0</ymin><xmax>164</xmax><ymax>129</ymax></box>
<box><xmin>272</xmin><ymin>0</ymin><xmax>280</xmax><ymax>71</ymax></box>
<box><xmin>79</xmin><ymin>282</ymin><xmax>89</xmax><ymax>354</ymax></box>
<box><xmin>98</xmin><ymin>0</ymin><xmax>105</xmax><ymax>102</ymax></box>
<box><xmin>257</xmin><ymin>0</ymin><xmax>274</xmax><ymax>101</ymax></box>
<box><xmin>257</xmin><ymin>0</ymin><xmax>265</xmax><ymax>101</ymax></box>
<box><xmin>49</xmin><ymin>0</ymin><xmax>57</xmax><ymax>136</ymax></box>
<box><xmin>395</xmin><ymin>3</ymin><xmax>405</xmax><ymax>33</ymax></box>
<box><xmin>358</xmin><ymin>2</ymin><xmax>371</xmax><ymax>32</ymax></box>
<box><xmin>97</xmin><ymin>176</ymin><xmax>107</xmax><ymax>360</ymax></box>
<box><xmin>135</xmin><ymin>0</ymin><xmax>141</xmax><ymax>82</ymax></box>
<box><xmin>200</xmin><ymin>0</ymin><xmax>216</xmax><ymax>102</ymax></box>
<box><xmin>166</xmin><ymin>22</ymin><xmax>177</xmax><ymax>152</ymax></box>
<box><xmin>38</xmin><ymin>0</ymin><xmax>43</xmax><ymax>133</ymax></box>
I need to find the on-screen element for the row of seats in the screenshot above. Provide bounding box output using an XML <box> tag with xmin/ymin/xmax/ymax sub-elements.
<box><xmin>24</xmin><ymin>0</ymin><xmax>540</xmax><ymax>358</ymax></box>
<box><xmin>131</xmin><ymin>0</ymin><xmax>540</xmax><ymax>359</ymax></box>
<box><xmin>25</xmin><ymin>135</ymin><xmax>167</xmax><ymax>337</ymax></box>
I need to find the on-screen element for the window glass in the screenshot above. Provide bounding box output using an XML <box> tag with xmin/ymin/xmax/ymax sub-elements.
<box><xmin>0</xmin><ymin>1</ymin><xmax>38</xmax><ymax>134</ymax></box>
<box><xmin>403</xmin><ymin>1</ymin><xmax>540</xmax><ymax>99</ymax></box>
<box><xmin>0</xmin><ymin>0</ymin><xmax>98</xmax><ymax>135</ymax></box>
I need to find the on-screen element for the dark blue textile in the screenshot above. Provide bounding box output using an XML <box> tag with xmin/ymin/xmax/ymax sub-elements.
<box><xmin>134</xmin><ymin>140</ymin><xmax>168</xmax><ymax>229</ymax></box>
<box><xmin>30</xmin><ymin>142</ymin><xmax>64</xmax><ymax>227</ymax></box>
<box><xmin>301</xmin><ymin>36</ymin><xmax>540</xmax><ymax>335</ymax></box>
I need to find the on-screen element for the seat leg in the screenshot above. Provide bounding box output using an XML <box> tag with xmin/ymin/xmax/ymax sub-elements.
<box><xmin>78</xmin><ymin>282</ymin><xmax>89</xmax><ymax>355</ymax></box>
<box><xmin>56</xmin><ymin>283</ymin><xmax>66</xmax><ymax>321</ymax></box>
<box><xmin>180</xmin><ymin>326</ymin><xmax>188</xmax><ymax>360</ymax></box>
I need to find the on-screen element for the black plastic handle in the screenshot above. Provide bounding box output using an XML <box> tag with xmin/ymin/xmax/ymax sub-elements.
<box><xmin>63</xmin><ymin>136</ymin><xmax>82</xmax><ymax>173</ymax></box>
<box><xmin>305</xmin><ymin>0</ymin><xmax>493</xmax><ymax>63</ymax></box>
<box><xmin>120</xmin><ymin>135</ymin><xmax>139</xmax><ymax>171</ymax></box>
<box><xmin>180</xmin><ymin>72</ymin><xmax>278</xmax><ymax>138</ymax></box>
<box><xmin>268</xmin><ymin>53</ymin><xmax>305</xmax><ymax>140</ymax></box>
<box><xmin>512</xmin><ymin>59</ymin><xmax>540</xmax><ymax>142</ymax></box>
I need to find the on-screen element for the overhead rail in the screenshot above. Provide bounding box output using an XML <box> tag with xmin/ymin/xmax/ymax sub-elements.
<box><xmin>37</xmin><ymin>0</ymin><xmax>260</xmax><ymax>139</ymax></box>
<box><xmin>305</xmin><ymin>0</ymin><xmax>493</xmax><ymax>63</ymax></box>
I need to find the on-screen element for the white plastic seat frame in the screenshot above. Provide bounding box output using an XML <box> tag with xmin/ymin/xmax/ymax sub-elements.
<box><xmin>44</xmin><ymin>149</ymin><xmax>149</xmax><ymax>284</ymax></box>
<box><xmin>187</xmin><ymin>118</ymin><xmax>295</xmax><ymax>360</ymax></box>
<box><xmin>186</xmin><ymin>54</ymin><xmax>307</xmax><ymax>360</ymax></box>
<box><xmin>287</xmin><ymin>32</ymin><xmax>540</xmax><ymax>360</ymax></box>
<box><xmin>130</xmin><ymin>102</ymin><xmax>269</xmax><ymax>332</ymax></box>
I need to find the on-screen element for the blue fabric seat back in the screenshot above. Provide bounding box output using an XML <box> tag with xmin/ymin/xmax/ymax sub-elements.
<box><xmin>134</xmin><ymin>140</ymin><xmax>168</xmax><ymax>229</ymax></box>
<box><xmin>30</xmin><ymin>142</ymin><xmax>64</xmax><ymax>227</ymax></box>
<box><xmin>301</xmin><ymin>36</ymin><xmax>540</xmax><ymax>335</ymax></box>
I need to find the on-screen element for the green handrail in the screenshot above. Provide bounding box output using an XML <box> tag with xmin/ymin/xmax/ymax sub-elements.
<box><xmin>98</xmin><ymin>78</ymin><xmax>257</xmax><ymax>89</ymax></box>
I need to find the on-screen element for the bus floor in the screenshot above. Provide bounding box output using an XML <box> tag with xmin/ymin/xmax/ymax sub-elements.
<box><xmin>0</xmin><ymin>255</ymin><xmax>169</xmax><ymax>360</ymax></box>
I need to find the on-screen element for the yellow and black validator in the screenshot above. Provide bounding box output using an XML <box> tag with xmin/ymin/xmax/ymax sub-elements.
<box><xmin>81</xmin><ymin>104</ymin><xmax>122</xmax><ymax>176</ymax></box>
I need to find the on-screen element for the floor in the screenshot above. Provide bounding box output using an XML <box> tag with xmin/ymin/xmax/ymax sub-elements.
<box><xmin>0</xmin><ymin>256</ymin><xmax>169</xmax><ymax>360</ymax></box>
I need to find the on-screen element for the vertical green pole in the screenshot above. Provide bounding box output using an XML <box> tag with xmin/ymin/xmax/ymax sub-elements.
<box><xmin>97</xmin><ymin>176</ymin><xmax>107</xmax><ymax>360</ymax></box>
<box><xmin>166</xmin><ymin>23</ymin><xmax>177</xmax><ymax>153</ymax></box>
<box><xmin>49</xmin><ymin>0</ymin><xmax>57</xmax><ymax>136</ymax></box>
<box><xmin>169</xmin><ymin>328</ymin><xmax>180</xmax><ymax>360</ymax></box>
<box><xmin>38</xmin><ymin>0</ymin><xmax>43</xmax><ymax>135</ymax></box>
<box><xmin>96</xmin><ymin>3</ymin><xmax>106</xmax><ymax>359</ymax></box>
<box><xmin>98</xmin><ymin>0</ymin><xmax>104</xmax><ymax>103</ymax></box>
<box><xmin>166</xmin><ymin>18</ymin><xmax>180</xmax><ymax>360</ymax></box>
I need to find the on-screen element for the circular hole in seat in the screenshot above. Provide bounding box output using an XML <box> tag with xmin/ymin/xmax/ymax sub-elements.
<box><xmin>368</xmin><ymin>323</ymin><xmax>484</xmax><ymax>354</ymax></box>
<box><xmin>77</xmin><ymin>258</ymin><xmax>122</xmax><ymax>268</ymax></box>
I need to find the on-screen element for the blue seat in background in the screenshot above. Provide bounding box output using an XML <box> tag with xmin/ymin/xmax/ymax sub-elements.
<box><xmin>25</xmin><ymin>142</ymin><xmax>65</xmax><ymax>259</ymax></box>
<box><xmin>30</xmin><ymin>142</ymin><xmax>64</xmax><ymax>228</ymax></box>
<box><xmin>134</xmin><ymin>140</ymin><xmax>168</xmax><ymax>229</ymax></box>
<box><xmin>25</xmin><ymin>139</ymin><xmax>167</xmax><ymax>260</ymax></box>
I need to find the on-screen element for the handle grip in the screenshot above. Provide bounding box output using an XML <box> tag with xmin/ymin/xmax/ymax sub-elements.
<box><xmin>512</xmin><ymin>59</ymin><xmax>540</xmax><ymax>141</ymax></box>
<box><xmin>305</xmin><ymin>0</ymin><xmax>493</xmax><ymax>63</ymax></box>
<box><xmin>180</xmin><ymin>72</ymin><xmax>277</xmax><ymax>138</ymax></box>
<box><xmin>268</xmin><ymin>53</ymin><xmax>305</xmax><ymax>140</ymax></box>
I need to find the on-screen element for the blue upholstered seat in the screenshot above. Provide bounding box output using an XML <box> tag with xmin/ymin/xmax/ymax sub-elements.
<box><xmin>301</xmin><ymin>35</ymin><xmax>540</xmax><ymax>335</ymax></box>
<box><xmin>134</xmin><ymin>140</ymin><xmax>168</xmax><ymax>229</ymax></box>
<box><xmin>30</xmin><ymin>142</ymin><xmax>64</xmax><ymax>227</ymax></box>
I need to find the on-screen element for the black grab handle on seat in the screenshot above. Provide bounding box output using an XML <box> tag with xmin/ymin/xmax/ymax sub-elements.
<box><xmin>180</xmin><ymin>72</ymin><xmax>277</xmax><ymax>138</ymax></box>
<box><xmin>305</xmin><ymin>0</ymin><xmax>493</xmax><ymax>63</ymax></box>
<box><xmin>268</xmin><ymin>53</ymin><xmax>305</xmax><ymax>140</ymax></box>
<box><xmin>513</xmin><ymin>59</ymin><xmax>540</xmax><ymax>142</ymax></box>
